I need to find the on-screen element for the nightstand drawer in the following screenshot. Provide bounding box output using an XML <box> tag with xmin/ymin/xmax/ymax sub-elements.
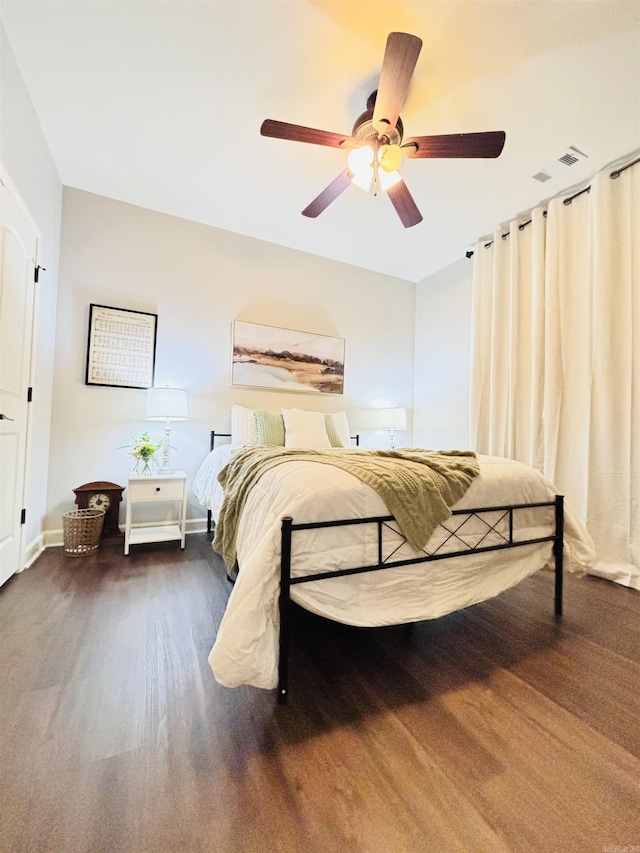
<box><xmin>128</xmin><ymin>480</ymin><xmax>185</xmax><ymax>501</ymax></box>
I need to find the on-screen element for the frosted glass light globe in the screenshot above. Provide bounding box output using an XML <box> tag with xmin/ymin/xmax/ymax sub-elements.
<box><xmin>347</xmin><ymin>145</ymin><xmax>374</xmax><ymax>176</ymax></box>
<box><xmin>378</xmin><ymin>144</ymin><xmax>403</xmax><ymax>173</ymax></box>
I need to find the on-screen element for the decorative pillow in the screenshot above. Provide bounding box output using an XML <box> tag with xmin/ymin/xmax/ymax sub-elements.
<box><xmin>254</xmin><ymin>410</ymin><xmax>285</xmax><ymax>445</ymax></box>
<box><xmin>324</xmin><ymin>414</ymin><xmax>343</xmax><ymax>447</ymax></box>
<box><xmin>324</xmin><ymin>411</ymin><xmax>351</xmax><ymax>448</ymax></box>
<box><xmin>282</xmin><ymin>408</ymin><xmax>332</xmax><ymax>449</ymax></box>
<box><xmin>230</xmin><ymin>404</ymin><xmax>257</xmax><ymax>445</ymax></box>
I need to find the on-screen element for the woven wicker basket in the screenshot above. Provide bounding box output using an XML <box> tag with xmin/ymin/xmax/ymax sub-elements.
<box><xmin>62</xmin><ymin>508</ymin><xmax>106</xmax><ymax>557</ymax></box>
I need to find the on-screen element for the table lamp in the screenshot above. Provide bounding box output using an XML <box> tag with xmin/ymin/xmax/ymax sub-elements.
<box><xmin>376</xmin><ymin>407</ymin><xmax>407</xmax><ymax>449</ymax></box>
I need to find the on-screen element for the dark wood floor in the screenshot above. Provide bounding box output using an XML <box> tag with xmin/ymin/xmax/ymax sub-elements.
<box><xmin>1</xmin><ymin>535</ymin><xmax>639</xmax><ymax>853</ymax></box>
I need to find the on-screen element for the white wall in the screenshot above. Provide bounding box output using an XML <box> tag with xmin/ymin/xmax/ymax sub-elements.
<box><xmin>50</xmin><ymin>188</ymin><xmax>415</xmax><ymax>532</ymax></box>
<box><xmin>413</xmin><ymin>258</ymin><xmax>473</xmax><ymax>450</ymax></box>
<box><xmin>1</xmin><ymin>25</ymin><xmax>62</xmax><ymax>561</ymax></box>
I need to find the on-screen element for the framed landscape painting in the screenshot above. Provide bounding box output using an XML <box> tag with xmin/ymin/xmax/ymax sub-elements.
<box><xmin>232</xmin><ymin>321</ymin><xmax>345</xmax><ymax>394</ymax></box>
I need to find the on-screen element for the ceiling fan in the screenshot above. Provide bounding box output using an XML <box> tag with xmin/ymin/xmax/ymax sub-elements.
<box><xmin>260</xmin><ymin>32</ymin><xmax>506</xmax><ymax>228</ymax></box>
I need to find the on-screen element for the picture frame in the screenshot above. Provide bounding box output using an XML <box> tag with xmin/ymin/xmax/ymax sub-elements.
<box><xmin>85</xmin><ymin>303</ymin><xmax>158</xmax><ymax>389</ymax></box>
<box><xmin>232</xmin><ymin>320</ymin><xmax>345</xmax><ymax>395</ymax></box>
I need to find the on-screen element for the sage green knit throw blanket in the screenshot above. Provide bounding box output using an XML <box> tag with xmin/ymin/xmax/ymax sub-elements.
<box><xmin>213</xmin><ymin>447</ymin><xmax>480</xmax><ymax>571</ymax></box>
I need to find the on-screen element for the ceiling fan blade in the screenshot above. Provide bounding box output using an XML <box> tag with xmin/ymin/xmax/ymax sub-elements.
<box><xmin>372</xmin><ymin>32</ymin><xmax>423</xmax><ymax>137</ymax></box>
<box><xmin>261</xmin><ymin>119</ymin><xmax>354</xmax><ymax>149</ymax></box>
<box><xmin>402</xmin><ymin>131</ymin><xmax>506</xmax><ymax>159</ymax></box>
<box><xmin>302</xmin><ymin>170</ymin><xmax>352</xmax><ymax>218</ymax></box>
<box><xmin>386</xmin><ymin>179</ymin><xmax>423</xmax><ymax>228</ymax></box>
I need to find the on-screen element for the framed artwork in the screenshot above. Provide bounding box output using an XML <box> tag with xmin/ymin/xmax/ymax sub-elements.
<box><xmin>85</xmin><ymin>303</ymin><xmax>158</xmax><ymax>389</ymax></box>
<box><xmin>232</xmin><ymin>320</ymin><xmax>345</xmax><ymax>394</ymax></box>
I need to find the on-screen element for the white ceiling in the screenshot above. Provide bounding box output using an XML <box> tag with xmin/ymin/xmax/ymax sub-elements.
<box><xmin>2</xmin><ymin>0</ymin><xmax>640</xmax><ymax>282</ymax></box>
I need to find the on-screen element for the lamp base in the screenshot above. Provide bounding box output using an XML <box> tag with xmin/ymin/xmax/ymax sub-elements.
<box><xmin>157</xmin><ymin>424</ymin><xmax>175</xmax><ymax>473</ymax></box>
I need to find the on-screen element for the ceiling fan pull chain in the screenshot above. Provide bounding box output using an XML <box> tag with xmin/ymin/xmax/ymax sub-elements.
<box><xmin>372</xmin><ymin>139</ymin><xmax>380</xmax><ymax>197</ymax></box>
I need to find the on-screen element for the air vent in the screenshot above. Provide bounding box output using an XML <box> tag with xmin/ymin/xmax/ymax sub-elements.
<box><xmin>532</xmin><ymin>146</ymin><xmax>588</xmax><ymax>183</ymax></box>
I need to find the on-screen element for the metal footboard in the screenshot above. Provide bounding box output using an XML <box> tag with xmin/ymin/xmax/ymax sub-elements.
<box><xmin>277</xmin><ymin>494</ymin><xmax>564</xmax><ymax>704</ymax></box>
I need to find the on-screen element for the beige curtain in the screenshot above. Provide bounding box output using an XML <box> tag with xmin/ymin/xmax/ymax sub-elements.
<box><xmin>471</xmin><ymin>156</ymin><xmax>640</xmax><ymax>589</ymax></box>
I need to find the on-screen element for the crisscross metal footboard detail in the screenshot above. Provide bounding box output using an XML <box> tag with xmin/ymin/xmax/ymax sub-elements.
<box><xmin>277</xmin><ymin>495</ymin><xmax>564</xmax><ymax>704</ymax></box>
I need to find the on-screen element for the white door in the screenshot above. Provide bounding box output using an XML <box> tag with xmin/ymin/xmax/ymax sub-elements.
<box><xmin>0</xmin><ymin>180</ymin><xmax>38</xmax><ymax>587</ymax></box>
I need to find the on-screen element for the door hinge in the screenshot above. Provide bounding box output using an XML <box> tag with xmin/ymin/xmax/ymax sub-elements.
<box><xmin>27</xmin><ymin>387</ymin><xmax>33</xmax><ymax>402</ymax></box>
<box><xmin>34</xmin><ymin>265</ymin><xmax>45</xmax><ymax>283</ymax></box>
<box><xmin>20</xmin><ymin>508</ymin><xmax>26</xmax><ymax>525</ymax></box>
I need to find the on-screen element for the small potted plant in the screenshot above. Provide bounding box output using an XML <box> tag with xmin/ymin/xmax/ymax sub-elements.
<box><xmin>124</xmin><ymin>431</ymin><xmax>163</xmax><ymax>476</ymax></box>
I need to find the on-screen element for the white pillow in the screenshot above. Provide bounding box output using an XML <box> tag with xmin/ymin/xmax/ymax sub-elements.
<box><xmin>230</xmin><ymin>404</ymin><xmax>257</xmax><ymax>445</ymax></box>
<box><xmin>282</xmin><ymin>408</ymin><xmax>332</xmax><ymax>449</ymax></box>
<box><xmin>327</xmin><ymin>411</ymin><xmax>351</xmax><ymax>448</ymax></box>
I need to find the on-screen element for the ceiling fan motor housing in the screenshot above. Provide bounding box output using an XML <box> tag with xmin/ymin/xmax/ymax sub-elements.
<box><xmin>352</xmin><ymin>106</ymin><xmax>404</xmax><ymax>147</ymax></box>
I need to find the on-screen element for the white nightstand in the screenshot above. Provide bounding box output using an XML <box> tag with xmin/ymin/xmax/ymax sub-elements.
<box><xmin>124</xmin><ymin>471</ymin><xmax>188</xmax><ymax>555</ymax></box>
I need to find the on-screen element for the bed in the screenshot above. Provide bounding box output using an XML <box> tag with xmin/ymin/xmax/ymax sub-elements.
<box><xmin>194</xmin><ymin>415</ymin><xmax>595</xmax><ymax>704</ymax></box>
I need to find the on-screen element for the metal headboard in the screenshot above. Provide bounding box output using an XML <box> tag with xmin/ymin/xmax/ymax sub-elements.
<box><xmin>206</xmin><ymin>431</ymin><xmax>360</xmax><ymax>535</ymax></box>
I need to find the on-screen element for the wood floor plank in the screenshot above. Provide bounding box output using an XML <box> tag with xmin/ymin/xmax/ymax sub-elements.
<box><xmin>1</xmin><ymin>536</ymin><xmax>639</xmax><ymax>852</ymax></box>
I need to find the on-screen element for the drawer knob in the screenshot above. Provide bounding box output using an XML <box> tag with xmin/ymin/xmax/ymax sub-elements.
<box><xmin>155</xmin><ymin>487</ymin><xmax>161</xmax><ymax>492</ymax></box>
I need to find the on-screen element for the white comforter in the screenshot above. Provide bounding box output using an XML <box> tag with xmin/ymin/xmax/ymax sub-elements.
<box><xmin>192</xmin><ymin>443</ymin><xmax>238</xmax><ymax>519</ymax></box>
<box><xmin>194</xmin><ymin>448</ymin><xmax>595</xmax><ymax>690</ymax></box>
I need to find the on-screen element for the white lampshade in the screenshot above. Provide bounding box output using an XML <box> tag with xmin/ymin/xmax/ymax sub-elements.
<box><xmin>376</xmin><ymin>407</ymin><xmax>407</xmax><ymax>431</ymax></box>
<box><xmin>146</xmin><ymin>387</ymin><xmax>188</xmax><ymax>421</ymax></box>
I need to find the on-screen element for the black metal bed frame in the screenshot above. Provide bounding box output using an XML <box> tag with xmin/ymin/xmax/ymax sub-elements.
<box><xmin>206</xmin><ymin>431</ymin><xmax>230</xmax><ymax>536</ymax></box>
<box><xmin>205</xmin><ymin>431</ymin><xmax>564</xmax><ymax>706</ymax></box>
<box><xmin>276</xmin><ymin>495</ymin><xmax>564</xmax><ymax>704</ymax></box>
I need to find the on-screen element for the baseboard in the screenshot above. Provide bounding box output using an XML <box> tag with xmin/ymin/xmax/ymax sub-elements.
<box><xmin>43</xmin><ymin>529</ymin><xmax>64</xmax><ymax>548</ymax></box>
<box><xmin>185</xmin><ymin>517</ymin><xmax>208</xmax><ymax>535</ymax></box>
<box><xmin>43</xmin><ymin>517</ymin><xmax>209</xmax><ymax>549</ymax></box>
<box><xmin>21</xmin><ymin>533</ymin><xmax>45</xmax><ymax>570</ymax></box>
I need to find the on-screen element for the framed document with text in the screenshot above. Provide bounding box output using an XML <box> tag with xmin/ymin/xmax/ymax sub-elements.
<box><xmin>85</xmin><ymin>304</ymin><xmax>158</xmax><ymax>389</ymax></box>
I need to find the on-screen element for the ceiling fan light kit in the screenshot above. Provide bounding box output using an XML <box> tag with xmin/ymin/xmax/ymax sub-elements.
<box><xmin>260</xmin><ymin>31</ymin><xmax>506</xmax><ymax>228</ymax></box>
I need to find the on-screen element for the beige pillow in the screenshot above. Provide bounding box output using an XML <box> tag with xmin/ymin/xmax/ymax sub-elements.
<box><xmin>325</xmin><ymin>411</ymin><xmax>351</xmax><ymax>447</ymax></box>
<box><xmin>230</xmin><ymin>404</ymin><xmax>257</xmax><ymax>445</ymax></box>
<box><xmin>282</xmin><ymin>409</ymin><xmax>332</xmax><ymax>449</ymax></box>
<box><xmin>254</xmin><ymin>410</ymin><xmax>285</xmax><ymax>445</ymax></box>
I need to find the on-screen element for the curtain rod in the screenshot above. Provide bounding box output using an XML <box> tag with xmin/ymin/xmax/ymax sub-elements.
<box><xmin>465</xmin><ymin>154</ymin><xmax>640</xmax><ymax>257</ymax></box>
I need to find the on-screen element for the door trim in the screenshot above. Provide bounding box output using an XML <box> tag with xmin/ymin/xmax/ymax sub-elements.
<box><xmin>1</xmin><ymin>162</ymin><xmax>42</xmax><ymax>576</ymax></box>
